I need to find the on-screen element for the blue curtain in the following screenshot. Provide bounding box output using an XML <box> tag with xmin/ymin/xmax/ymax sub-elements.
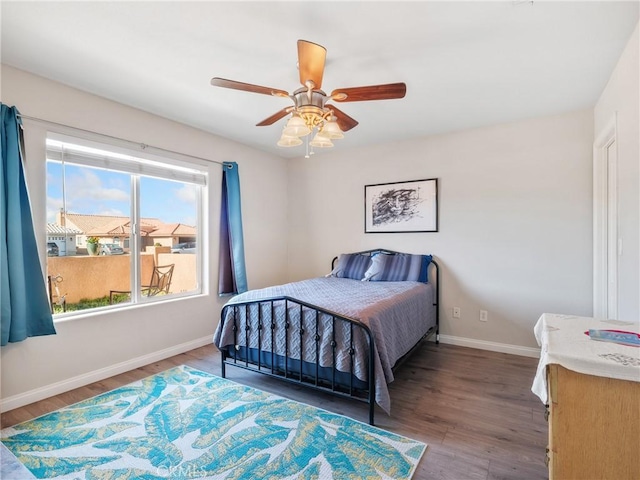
<box><xmin>218</xmin><ymin>162</ymin><xmax>248</xmax><ymax>295</ymax></box>
<box><xmin>1</xmin><ymin>104</ymin><xmax>56</xmax><ymax>345</ymax></box>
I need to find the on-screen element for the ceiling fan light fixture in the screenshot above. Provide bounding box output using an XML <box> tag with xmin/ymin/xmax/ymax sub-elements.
<box><xmin>319</xmin><ymin>116</ymin><xmax>344</xmax><ymax>139</ymax></box>
<box><xmin>309</xmin><ymin>133</ymin><xmax>334</xmax><ymax>148</ymax></box>
<box><xmin>277</xmin><ymin>133</ymin><xmax>303</xmax><ymax>147</ymax></box>
<box><xmin>316</xmin><ymin>129</ymin><xmax>330</xmax><ymax>139</ymax></box>
<box><xmin>283</xmin><ymin>115</ymin><xmax>311</xmax><ymax>137</ymax></box>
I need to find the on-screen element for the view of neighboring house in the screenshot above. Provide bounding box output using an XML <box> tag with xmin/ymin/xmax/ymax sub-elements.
<box><xmin>46</xmin><ymin>223</ymin><xmax>82</xmax><ymax>256</ymax></box>
<box><xmin>55</xmin><ymin>211</ymin><xmax>196</xmax><ymax>253</ymax></box>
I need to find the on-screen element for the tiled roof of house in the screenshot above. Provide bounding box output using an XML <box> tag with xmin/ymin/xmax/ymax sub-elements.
<box><xmin>95</xmin><ymin>218</ymin><xmax>159</xmax><ymax>237</ymax></box>
<box><xmin>60</xmin><ymin>213</ymin><xmax>194</xmax><ymax>237</ymax></box>
<box><xmin>173</xmin><ymin>223</ymin><xmax>197</xmax><ymax>235</ymax></box>
<box><xmin>64</xmin><ymin>214</ymin><xmax>133</xmax><ymax>234</ymax></box>
<box><xmin>149</xmin><ymin>222</ymin><xmax>197</xmax><ymax>236</ymax></box>
<box><xmin>47</xmin><ymin>223</ymin><xmax>82</xmax><ymax>235</ymax></box>
<box><xmin>91</xmin><ymin>217</ymin><xmax>131</xmax><ymax>236</ymax></box>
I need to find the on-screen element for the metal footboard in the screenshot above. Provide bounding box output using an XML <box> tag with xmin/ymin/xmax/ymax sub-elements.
<box><xmin>219</xmin><ymin>250</ymin><xmax>440</xmax><ymax>426</ymax></box>
<box><xmin>219</xmin><ymin>296</ymin><xmax>377</xmax><ymax>424</ymax></box>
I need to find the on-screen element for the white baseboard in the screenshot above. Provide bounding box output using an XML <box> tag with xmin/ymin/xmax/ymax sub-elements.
<box><xmin>0</xmin><ymin>335</ymin><xmax>213</xmax><ymax>413</ymax></box>
<box><xmin>436</xmin><ymin>334</ymin><xmax>540</xmax><ymax>358</ymax></box>
<box><xmin>0</xmin><ymin>334</ymin><xmax>539</xmax><ymax>412</ymax></box>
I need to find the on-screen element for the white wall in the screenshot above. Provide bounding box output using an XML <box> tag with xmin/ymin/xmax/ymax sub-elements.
<box><xmin>594</xmin><ymin>22</ymin><xmax>639</xmax><ymax>321</ymax></box>
<box><xmin>287</xmin><ymin>109</ymin><xmax>594</xmax><ymax>350</ymax></box>
<box><xmin>0</xmin><ymin>66</ymin><xmax>289</xmax><ymax>408</ymax></box>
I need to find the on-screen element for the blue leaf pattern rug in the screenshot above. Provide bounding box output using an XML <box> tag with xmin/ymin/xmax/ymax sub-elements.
<box><xmin>1</xmin><ymin>365</ymin><xmax>426</xmax><ymax>479</ymax></box>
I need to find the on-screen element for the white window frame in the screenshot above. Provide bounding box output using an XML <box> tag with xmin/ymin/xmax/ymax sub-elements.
<box><xmin>46</xmin><ymin>132</ymin><xmax>207</xmax><ymax>316</ymax></box>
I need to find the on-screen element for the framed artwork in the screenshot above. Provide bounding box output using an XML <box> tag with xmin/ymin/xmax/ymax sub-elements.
<box><xmin>364</xmin><ymin>178</ymin><xmax>438</xmax><ymax>233</ymax></box>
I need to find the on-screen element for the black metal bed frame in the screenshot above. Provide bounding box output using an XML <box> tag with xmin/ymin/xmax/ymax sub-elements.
<box><xmin>219</xmin><ymin>249</ymin><xmax>440</xmax><ymax>425</ymax></box>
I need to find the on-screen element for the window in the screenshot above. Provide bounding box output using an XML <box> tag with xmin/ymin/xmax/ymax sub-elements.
<box><xmin>46</xmin><ymin>134</ymin><xmax>207</xmax><ymax>316</ymax></box>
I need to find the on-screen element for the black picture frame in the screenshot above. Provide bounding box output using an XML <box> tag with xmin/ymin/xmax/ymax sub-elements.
<box><xmin>364</xmin><ymin>178</ymin><xmax>438</xmax><ymax>233</ymax></box>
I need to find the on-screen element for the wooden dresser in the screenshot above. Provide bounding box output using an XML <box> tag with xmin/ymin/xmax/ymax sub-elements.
<box><xmin>533</xmin><ymin>314</ymin><xmax>640</xmax><ymax>480</ymax></box>
<box><xmin>546</xmin><ymin>364</ymin><xmax>640</xmax><ymax>479</ymax></box>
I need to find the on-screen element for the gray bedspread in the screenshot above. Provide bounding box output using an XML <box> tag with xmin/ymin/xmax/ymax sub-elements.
<box><xmin>213</xmin><ymin>277</ymin><xmax>436</xmax><ymax>415</ymax></box>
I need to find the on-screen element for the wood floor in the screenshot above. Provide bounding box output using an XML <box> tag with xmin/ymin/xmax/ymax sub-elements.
<box><xmin>1</xmin><ymin>342</ymin><xmax>549</xmax><ymax>480</ymax></box>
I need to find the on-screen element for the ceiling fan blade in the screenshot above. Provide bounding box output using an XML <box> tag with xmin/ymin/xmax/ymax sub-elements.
<box><xmin>325</xmin><ymin>104</ymin><xmax>359</xmax><ymax>132</ymax></box>
<box><xmin>210</xmin><ymin>77</ymin><xmax>289</xmax><ymax>97</ymax></box>
<box><xmin>330</xmin><ymin>83</ymin><xmax>407</xmax><ymax>102</ymax></box>
<box><xmin>256</xmin><ymin>107</ymin><xmax>293</xmax><ymax>126</ymax></box>
<box><xmin>297</xmin><ymin>40</ymin><xmax>326</xmax><ymax>89</ymax></box>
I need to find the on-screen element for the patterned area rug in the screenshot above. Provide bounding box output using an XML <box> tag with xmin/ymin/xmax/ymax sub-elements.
<box><xmin>1</xmin><ymin>365</ymin><xmax>426</xmax><ymax>479</ymax></box>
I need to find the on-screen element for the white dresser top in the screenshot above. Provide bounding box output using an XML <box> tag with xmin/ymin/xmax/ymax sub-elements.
<box><xmin>531</xmin><ymin>313</ymin><xmax>640</xmax><ymax>404</ymax></box>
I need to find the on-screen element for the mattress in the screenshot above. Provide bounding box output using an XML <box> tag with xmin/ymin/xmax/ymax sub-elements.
<box><xmin>213</xmin><ymin>276</ymin><xmax>436</xmax><ymax>414</ymax></box>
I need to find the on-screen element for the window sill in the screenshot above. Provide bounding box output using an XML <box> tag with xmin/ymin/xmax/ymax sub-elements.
<box><xmin>52</xmin><ymin>291</ymin><xmax>207</xmax><ymax>324</ymax></box>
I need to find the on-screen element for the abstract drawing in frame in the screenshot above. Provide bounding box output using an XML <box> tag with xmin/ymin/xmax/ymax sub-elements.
<box><xmin>364</xmin><ymin>178</ymin><xmax>438</xmax><ymax>233</ymax></box>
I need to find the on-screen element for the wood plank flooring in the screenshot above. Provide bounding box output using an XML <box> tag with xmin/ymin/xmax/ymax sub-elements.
<box><xmin>1</xmin><ymin>342</ymin><xmax>549</xmax><ymax>480</ymax></box>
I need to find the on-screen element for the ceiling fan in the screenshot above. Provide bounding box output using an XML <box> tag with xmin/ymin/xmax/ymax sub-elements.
<box><xmin>210</xmin><ymin>39</ymin><xmax>407</xmax><ymax>150</ymax></box>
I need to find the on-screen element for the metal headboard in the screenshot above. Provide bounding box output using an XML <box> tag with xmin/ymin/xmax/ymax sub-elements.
<box><xmin>331</xmin><ymin>249</ymin><xmax>440</xmax><ymax>341</ymax></box>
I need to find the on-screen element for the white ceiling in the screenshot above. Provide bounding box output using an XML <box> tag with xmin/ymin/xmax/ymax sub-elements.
<box><xmin>2</xmin><ymin>1</ymin><xmax>638</xmax><ymax>159</ymax></box>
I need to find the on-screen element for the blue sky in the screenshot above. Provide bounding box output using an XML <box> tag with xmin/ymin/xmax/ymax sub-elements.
<box><xmin>47</xmin><ymin>162</ymin><xmax>198</xmax><ymax>226</ymax></box>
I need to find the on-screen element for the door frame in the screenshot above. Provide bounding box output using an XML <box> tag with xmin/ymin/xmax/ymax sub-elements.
<box><xmin>593</xmin><ymin>113</ymin><xmax>618</xmax><ymax>319</ymax></box>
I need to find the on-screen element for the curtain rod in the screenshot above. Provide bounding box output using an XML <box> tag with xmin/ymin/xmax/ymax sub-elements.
<box><xmin>17</xmin><ymin>113</ymin><xmax>225</xmax><ymax>167</ymax></box>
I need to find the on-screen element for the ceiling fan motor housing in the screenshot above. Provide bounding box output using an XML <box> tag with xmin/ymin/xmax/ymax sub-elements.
<box><xmin>292</xmin><ymin>87</ymin><xmax>328</xmax><ymax>127</ymax></box>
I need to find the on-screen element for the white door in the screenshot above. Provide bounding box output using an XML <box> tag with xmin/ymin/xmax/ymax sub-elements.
<box><xmin>605</xmin><ymin>140</ymin><xmax>618</xmax><ymax>319</ymax></box>
<box><xmin>593</xmin><ymin>117</ymin><xmax>618</xmax><ymax>319</ymax></box>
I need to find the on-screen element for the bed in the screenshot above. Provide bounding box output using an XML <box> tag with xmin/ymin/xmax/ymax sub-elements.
<box><xmin>213</xmin><ymin>249</ymin><xmax>440</xmax><ymax>425</ymax></box>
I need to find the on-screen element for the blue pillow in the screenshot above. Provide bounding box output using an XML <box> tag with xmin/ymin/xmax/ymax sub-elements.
<box><xmin>330</xmin><ymin>254</ymin><xmax>372</xmax><ymax>280</ymax></box>
<box><xmin>363</xmin><ymin>254</ymin><xmax>432</xmax><ymax>282</ymax></box>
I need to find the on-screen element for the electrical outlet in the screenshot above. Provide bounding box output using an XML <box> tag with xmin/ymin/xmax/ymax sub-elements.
<box><xmin>453</xmin><ymin>307</ymin><xmax>461</xmax><ymax>318</ymax></box>
<box><xmin>480</xmin><ymin>310</ymin><xmax>488</xmax><ymax>322</ymax></box>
